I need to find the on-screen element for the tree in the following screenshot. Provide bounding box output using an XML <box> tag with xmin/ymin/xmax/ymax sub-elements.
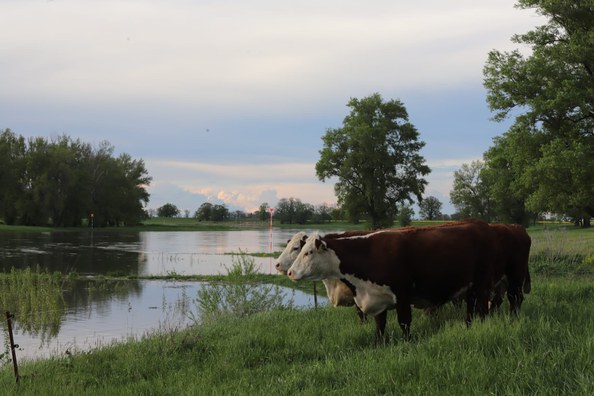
<box><xmin>157</xmin><ymin>203</ymin><xmax>180</xmax><ymax>218</ymax></box>
<box><xmin>481</xmin><ymin>122</ymin><xmax>542</xmax><ymax>225</ymax></box>
<box><xmin>483</xmin><ymin>0</ymin><xmax>594</xmax><ymax>226</ymax></box>
<box><xmin>0</xmin><ymin>129</ymin><xmax>26</xmax><ymax>225</ymax></box>
<box><xmin>211</xmin><ymin>204</ymin><xmax>230</xmax><ymax>221</ymax></box>
<box><xmin>257</xmin><ymin>202</ymin><xmax>270</xmax><ymax>222</ymax></box>
<box><xmin>0</xmin><ymin>132</ymin><xmax>150</xmax><ymax>227</ymax></box>
<box><xmin>275</xmin><ymin>197</ymin><xmax>313</xmax><ymax>224</ymax></box>
<box><xmin>397</xmin><ymin>204</ymin><xmax>414</xmax><ymax>227</ymax></box>
<box><xmin>195</xmin><ymin>202</ymin><xmax>213</xmax><ymax>221</ymax></box>
<box><xmin>194</xmin><ymin>202</ymin><xmax>229</xmax><ymax>221</ymax></box>
<box><xmin>419</xmin><ymin>196</ymin><xmax>443</xmax><ymax>220</ymax></box>
<box><xmin>449</xmin><ymin>161</ymin><xmax>494</xmax><ymax>221</ymax></box>
<box><xmin>316</xmin><ymin>93</ymin><xmax>430</xmax><ymax>229</ymax></box>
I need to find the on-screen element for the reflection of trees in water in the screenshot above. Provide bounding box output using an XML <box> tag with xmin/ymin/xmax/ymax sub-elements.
<box><xmin>0</xmin><ymin>267</ymin><xmax>68</xmax><ymax>343</ymax></box>
<box><xmin>0</xmin><ymin>268</ymin><xmax>143</xmax><ymax>343</ymax></box>
<box><xmin>63</xmin><ymin>279</ymin><xmax>143</xmax><ymax>316</ymax></box>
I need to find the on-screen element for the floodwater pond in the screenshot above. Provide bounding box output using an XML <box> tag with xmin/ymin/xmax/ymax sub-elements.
<box><xmin>0</xmin><ymin>229</ymin><xmax>330</xmax><ymax>362</ymax></box>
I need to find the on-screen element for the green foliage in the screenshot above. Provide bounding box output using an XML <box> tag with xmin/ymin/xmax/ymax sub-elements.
<box><xmin>0</xmin><ymin>130</ymin><xmax>151</xmax><ymax>227</ymax></box>
<box><xmin>482</xmin><ymin>0</ymin><xmax>594</xmax><ymax>226</ymax></box>
<box><xmin>316</xmin><ymin>93</ymin><xmax>430</xmax><ymax>229</ymax></box>
<box><xmin>274</xmin><ymin>197</ymin><xmax>314</xmax><ymax>224</ymax></box>
<box><xmin>194</xmin><ymin>202</ymin><xmax>230</xmax><ymax>221</ymax></box>
<box><xmin>450</xmin><ymin>160</ymin><xmax>495</xmax><ymax>221</ymax></box>
<box><xmin>418</xmin><ymin>196</ymin><xmax>443</xmax><ymax>220</ymax></box>
<box><xmin>3</xmin><ymin>274</ymin><xmax>594</xmax><ymax>394</ymax></box>
<box><xmin>156</xmin><ymin>203</ymin><xmax>180</xmax><ymax>218</ymax></box>
<box><xmin>0</xmin><ymin>267</ymin><xmax>71</xmax><ymax>344</ymax></box>
<box><xmin>193</xmin><ymin>253</ymin><xmax>294</xmax><ymax>323</ymax></box>
<box><xmin>397</xmin><ymin>204</ymin><xmax>414</xmax><ymax>227</ymax></box>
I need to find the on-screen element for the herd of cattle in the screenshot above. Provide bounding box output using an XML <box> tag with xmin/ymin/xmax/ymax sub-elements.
<box><xmin>275</xmin><ymin>220</ymin><xmax>531</xmax><ymax>340</ymax></box>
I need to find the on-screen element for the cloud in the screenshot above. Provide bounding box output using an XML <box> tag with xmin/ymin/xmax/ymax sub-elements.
<box><xmin>0</xmin><ymin>0</ymin><xmax>544</xmax><ymax>116</ymax></box>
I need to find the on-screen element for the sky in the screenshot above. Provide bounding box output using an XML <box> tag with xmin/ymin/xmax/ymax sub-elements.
<box><xmin>0</xmin><ymin>0</ymin><xmax>546</xmax><ymax>216</ymax></box>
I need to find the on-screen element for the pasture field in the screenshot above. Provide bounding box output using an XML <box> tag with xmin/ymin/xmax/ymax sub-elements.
<box><xmin>1</xmin><ymin>274</ymin><xmax>593</xmax><ymax>395</ymax></box>
<box><xmin>1</xmin><ymin>225</ymin><xmax>592</xmax><ymax>394</ymax></box>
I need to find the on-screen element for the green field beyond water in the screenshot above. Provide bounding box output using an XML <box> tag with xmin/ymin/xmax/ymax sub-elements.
<box><xmin>1</xmin><ymin>224</ymin><xmax>593</xmax><ymax>394</ymax></box>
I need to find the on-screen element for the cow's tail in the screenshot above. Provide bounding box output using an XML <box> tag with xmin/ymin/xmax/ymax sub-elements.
<box><xmin>523</xmin><ymin>268</ymin><xmax>532</xmax><ymax>294</ymax></box>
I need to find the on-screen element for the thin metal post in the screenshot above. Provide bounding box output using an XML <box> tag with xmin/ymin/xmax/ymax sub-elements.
<box><xmin>5</xmin><ymin>311</ymin><xmax>19</xmax><ymax>383</ymax></box>
<box><xmin>313</xmin><ymin>281</ymin><xmax>318</xmax><ymax>309</ymax></box>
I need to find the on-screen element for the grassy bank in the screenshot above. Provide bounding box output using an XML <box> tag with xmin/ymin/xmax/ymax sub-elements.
<box><xmin>1</xmin><ymin>273</ymin><xmax>593</xmax><ymax>395</ymax></box>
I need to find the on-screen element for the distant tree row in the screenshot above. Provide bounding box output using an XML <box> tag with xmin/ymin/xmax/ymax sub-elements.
<box><xmin>0</xmin><ymin>129</ymin><xmax>151</xmax><ymax>227</ymax></box>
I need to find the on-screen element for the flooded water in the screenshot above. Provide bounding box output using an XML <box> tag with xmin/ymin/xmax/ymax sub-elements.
<box><xmin>0</xmin><ymin>229</ymin><xmax>324</xmax><ymax>276</ymax></box>
<box><xmin>0</xmin><ymin>229</ymin><xmax>330</xmax><ymax>362</ymax></box>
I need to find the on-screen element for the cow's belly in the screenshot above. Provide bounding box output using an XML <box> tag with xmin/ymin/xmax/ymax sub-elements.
<box><xmin>344</xmin><ymin>275</ymin><xmax>396</xmax><ymax>316</ymax></box>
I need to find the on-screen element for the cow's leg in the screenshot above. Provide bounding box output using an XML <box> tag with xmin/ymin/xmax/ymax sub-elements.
<box><xmin>395</xmin><ymin>301</ymin><xmax>412</xmax><ymax>340</ymax></box>
<box><xmin>506</xmin><ymin>265</ymin><xmax>526</xmax><ymax>316</ymax></box>
<box><xmin>355</xmin><ymin>305</ymin><xmax>367</xmax><ymax>323</ymax></box>
<box><xmin>506</xmin><ymin>282</ymin><xmax>524</xmax><ymax>316</ymax></box>
<box><xmin>465</xmin><ymin>290</ymin><xmax>478</xmax><ymax>326</ymax></box>
<box><xmin>373</xmin><ymin>310</ymin><xmax>388</xmax><ymax>343</ymax></box>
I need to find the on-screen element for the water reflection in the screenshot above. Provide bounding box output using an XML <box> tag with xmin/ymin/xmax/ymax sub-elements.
<box><xmin>1</xmin><ymin>279</ymin><xmax>324</xmax><ymax>362</ymax></box>
<box><xmin>0</xmin><ymin>229</ymin><xmax>331</xmax><ymax>362</ymax></box>
<box><xmin>0</xmin><ymin>229</ymin><xmax>329</xmax><ymax>276</ymax></box>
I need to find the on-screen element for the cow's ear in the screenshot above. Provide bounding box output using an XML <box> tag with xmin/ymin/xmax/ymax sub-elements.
<box><xmin>315</xmin><ymin>238</ymin><xmax>326</xmax><ymax>251</ymax></box>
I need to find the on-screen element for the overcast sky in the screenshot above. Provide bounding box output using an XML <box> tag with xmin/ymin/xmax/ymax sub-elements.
<box><xmin>0</xmin><ymin>0</ymin><xmax>546</xmax><ymax>215</ymax></box>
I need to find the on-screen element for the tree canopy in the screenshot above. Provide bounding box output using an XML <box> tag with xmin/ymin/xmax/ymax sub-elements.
<box><xmin>482</xmin><ymin>0</ymin><xmax>593</xmax><ymax>226</ymax></box>
<box><xmin>0</xmin><ymin>129</ymin><xmax>151</xmax><ymax>227</ymax></box>
<box><xmin>316</xmin><ymin>93</ymin><xmax>430</xmax><ymax>229</ymax></box>
<box><xmin>157</xmin><ymin>203</ymin><xmax>180</xmax><ymax>218</ymax></box>
<box><xmin>419</xmin><ymin>196</ymin><xmax>443</xmax><ymax>220</ymax></box>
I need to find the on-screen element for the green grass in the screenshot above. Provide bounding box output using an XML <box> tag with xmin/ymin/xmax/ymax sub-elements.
<box><xmin>1</xmin><ymin>274</ymin><xmax>593</xmax><ymax>395</ymax></box>
<box><xmin>0</xmin><ymin>222</ymin><xmax>592</xmax><ymax>394</ymax></box>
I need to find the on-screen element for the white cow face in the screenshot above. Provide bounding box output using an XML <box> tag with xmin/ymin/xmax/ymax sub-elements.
<box><xmin>287</xmin><ymin>235</ymin><xmax>340</xmax><ymax>281</ymax></box>
<box><xmin>275</xmin><ymin>232</ymin><xmax>307</xmax><ymax>274</ymax></box>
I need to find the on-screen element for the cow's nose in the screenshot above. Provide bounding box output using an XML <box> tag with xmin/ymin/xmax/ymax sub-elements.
<box><xmin>287</xmin><ymin>270</ymin><xmax>292</xmax><ymax>278</ymax></box>
<box><xmin>275</xmin><ymin>262</ymin><xmax>281</xmax><ymax>269</ymax></box>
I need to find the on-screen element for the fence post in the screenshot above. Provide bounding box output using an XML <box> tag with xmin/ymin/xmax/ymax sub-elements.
<box><xmin>313</xmin><ymin>281</ymin><xmax>318</xmax><ymax>309</ymax></box>
<box><xmin>5</xmin><ymin>311</ymin><xmax>20</xmax><ymax>383</ymax></box>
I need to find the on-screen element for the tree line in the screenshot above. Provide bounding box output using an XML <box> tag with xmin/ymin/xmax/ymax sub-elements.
<box><xmin>449</xmin><ymin>0</ymin><xmax>593</xmax><ymax>227</ymax></box>
<box><xmin>0</xmin><ymin>129</ymin><xmax>151</xmax><ymax>227</ymax></box>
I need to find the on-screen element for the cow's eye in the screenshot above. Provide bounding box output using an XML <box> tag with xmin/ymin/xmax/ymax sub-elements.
<box><xmin>292</xmin><ymin>246</ymin><xmax>299</xmax><ymax>251</ymax></box>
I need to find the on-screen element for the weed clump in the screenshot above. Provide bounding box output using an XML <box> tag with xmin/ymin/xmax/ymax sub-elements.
<box><xmin>192</xmin><ymin>251</ymin><xmax>294</xmax><ymax>323</ymax></box>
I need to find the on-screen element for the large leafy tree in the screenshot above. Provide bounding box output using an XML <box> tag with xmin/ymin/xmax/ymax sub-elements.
<box><xmin>450</xmin><ymin>160</ymin><xmax>495</xmax><ymax>221</ymax></box>
<box><xmin>483</xmin><ymin>0</ymin><xmax>594</xmax><ymax>226</ymax></box>
<box><xmin>316</xmin><ymin>93</ymin><xmax>430</xmax><ymax>229</ymax></box>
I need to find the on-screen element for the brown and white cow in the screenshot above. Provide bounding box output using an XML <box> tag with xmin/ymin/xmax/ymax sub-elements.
<box><xmin>287</xmin><ymin>220</ymin><xmax>498</xmax><ymax>340</ymax></box>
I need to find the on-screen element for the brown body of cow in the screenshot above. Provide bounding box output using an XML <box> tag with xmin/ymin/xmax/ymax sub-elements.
<box><xmin>488</xmin><ymin>224</ymin><xmax>532</xmax><ymax>313</ymax></box>
<box><xmin>289</xmin><ymin>220</ymin><xmax>499</xmax><ymax>340</ymax></box>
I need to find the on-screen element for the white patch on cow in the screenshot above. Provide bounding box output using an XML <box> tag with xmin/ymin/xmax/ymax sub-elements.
<box><xmin>343</xmin><ymin>275</ymin><xmax>397</xmax><ymax>316</ymax></box>
<box><xmin>322</xmin><ymin>279</ymin><xmax>354</xmax><ymax>307</ymax></box>
<box><xmin>275</xmin><ymin>231</ymin><xmax>307</xmax><ymax>274</ymax></box>
<box><xmin>338</xmin><ymin>229</ymin><xmax>391</xmax><ymax>240</ymax></box>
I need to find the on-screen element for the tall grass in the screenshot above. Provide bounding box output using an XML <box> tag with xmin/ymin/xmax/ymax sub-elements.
<box><xmin>1</xmin><ymin>274</ymin><xmax>592</xmax><ymax>394</ymax></box>
<box><xmin>192</xmin><ymin>252</ymin><xmax>294</xmax><ymax>323</ymax></box>
<box><xmin>529</xmin><ymin>227</ymin><xmax>594</xmax><ymax>275</ymax></box>
<box><xmin>0</xmin><ymin>267</ymin><xmax>71</xmax><ymax>345</ymax></box>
